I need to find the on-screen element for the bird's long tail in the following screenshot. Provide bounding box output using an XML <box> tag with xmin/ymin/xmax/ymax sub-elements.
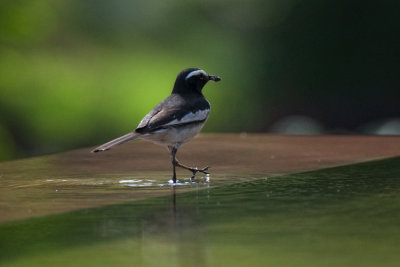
<box><xmin>92</xmin><ymin>132</ymin><xmax>140</xmax><ymax>153</ymax></box>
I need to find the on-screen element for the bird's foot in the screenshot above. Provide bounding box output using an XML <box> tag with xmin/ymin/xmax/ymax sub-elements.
<box><xmin>188</xmin><ymin>166</ymin><xmax>209</xmax><ymax>179</ymax></box>
<box><xmin>175</xmin><ymin>161</ymin><xmax>210</xmax><ymax>178</ymax></box>
<box><xmin>191</xmin><ymin>166</ymin><xmax>209</xmax><ymax>175</ymax></box>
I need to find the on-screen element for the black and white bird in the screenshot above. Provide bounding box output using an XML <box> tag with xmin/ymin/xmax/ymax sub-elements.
<box><xmin>92</xmin><ymin>68</ymin><xmax>221</xmax><ymax>183</ymax></box>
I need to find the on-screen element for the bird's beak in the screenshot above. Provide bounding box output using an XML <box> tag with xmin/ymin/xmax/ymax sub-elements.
<box><xmin>208</xmin><ymin>75</ymin><xmax>221</xmax><ymax>82</ymax></box>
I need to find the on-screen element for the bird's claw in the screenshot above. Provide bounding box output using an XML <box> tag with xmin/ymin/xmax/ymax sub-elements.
<box><xmin>191</xmin><ymin>166</ymin><xmax>209</xmax><ymax>175</ymax></box>
<box><xmin>189</xmin><ymin>166</ymin><xmax>210</xmax><ymax>180</ymax></box>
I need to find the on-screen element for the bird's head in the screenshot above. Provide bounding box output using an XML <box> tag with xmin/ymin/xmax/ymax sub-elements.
<box><xmin>172</xmin><ymin>68</ymin><xmax>221</xmax><ymax>95</ymax></box>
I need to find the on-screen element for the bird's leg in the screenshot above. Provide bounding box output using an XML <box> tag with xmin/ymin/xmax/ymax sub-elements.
<box><xmin>169</xmin><ymin>145</ymin><xmax>178</xmax><ymax>183</ymax></box>
<box><xmin>169</xmin><ymin>144</ymin><xmax>209</xmax><ymax>181</ymax></box>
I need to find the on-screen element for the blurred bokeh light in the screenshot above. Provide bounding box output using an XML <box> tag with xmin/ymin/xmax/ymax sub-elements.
<box><xmin>1</xmin><ymin>0</ymin><xmax>400</xmax><ymax>161</ymax></box>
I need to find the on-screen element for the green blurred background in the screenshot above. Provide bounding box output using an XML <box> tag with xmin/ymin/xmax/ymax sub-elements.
<box><xmin>1</xmin><ymin>0</ymin><xmax>400</xmax><ymax>161</ymax></box>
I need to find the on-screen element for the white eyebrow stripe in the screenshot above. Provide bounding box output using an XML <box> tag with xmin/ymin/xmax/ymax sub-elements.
<box><xmin>185</xmin><ymin>70</ymin><xmax>207</xmax><ymax>80</ymax></box>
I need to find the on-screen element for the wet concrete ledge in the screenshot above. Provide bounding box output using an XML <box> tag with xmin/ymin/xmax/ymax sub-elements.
<box><xmin>1</xmin><ymin>134</ymin><xmax>400</xmax><ymax>223</ymax></box>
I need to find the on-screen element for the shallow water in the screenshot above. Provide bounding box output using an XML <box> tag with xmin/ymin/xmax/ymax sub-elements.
<box><xmin>3</xmin><ymin>135</ymin><xmax>400</xmax><ymax>223</ymax></box>
<box><xmin>1</xmin><ymin>157</ymin><xmax>400</xmax><ymax>266</ymax></box>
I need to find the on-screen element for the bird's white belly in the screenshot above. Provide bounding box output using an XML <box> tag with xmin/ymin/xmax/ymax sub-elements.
<box><xmin>140</xmin><ymin>122</ymin><xmax>206</xmax><ymax>147</ymax></box>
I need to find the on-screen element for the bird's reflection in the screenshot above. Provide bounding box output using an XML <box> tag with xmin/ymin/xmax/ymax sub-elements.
<box><xmin>167</xmin><ymin>183</ymin><xmax>208</xmax><ymax>267</ymax></box>
<box><xmin>172</xmin><ymin>185</ymin><xmax>177</xmax><ymax>217</ymax></box>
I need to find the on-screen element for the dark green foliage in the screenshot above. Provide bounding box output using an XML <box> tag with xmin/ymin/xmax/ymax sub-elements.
<box><xmin>1</xmin><ymin>0</ymin><xmax>400</xmax><ymax>160</ymax></box>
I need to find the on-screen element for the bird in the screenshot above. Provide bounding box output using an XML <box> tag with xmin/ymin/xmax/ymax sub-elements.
<box><xmin>92</xmin><ymin>68</ymin><xmax>221</xmax><ymax>183</ymax></box>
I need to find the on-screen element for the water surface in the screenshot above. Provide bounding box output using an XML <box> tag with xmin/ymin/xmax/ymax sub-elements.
<box><xmin>2</xmin><ymin>134</ymin><xmax>400</xmax><ymax>223</ymax></box>
<box><xmin>1</xmin><ymin>157</ymin><xmax>400</xmax><ymax>266</ymax></box>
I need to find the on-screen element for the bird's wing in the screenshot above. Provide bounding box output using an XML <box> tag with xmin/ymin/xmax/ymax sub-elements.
<box><xmin>136</xmin><ymin>95</ymin><xmax>210</xmax><ymax>133</ymax></box>
<box><xmin>136</xmin><ymin>103</ymin><xmax>162</xmax><ymax>130</ymax></box>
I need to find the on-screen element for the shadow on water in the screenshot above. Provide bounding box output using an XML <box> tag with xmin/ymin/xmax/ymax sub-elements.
<box><xmin>1</xmin><ymin>157</ymin><xmax>400</xmax><ymax>266</ymax></box>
